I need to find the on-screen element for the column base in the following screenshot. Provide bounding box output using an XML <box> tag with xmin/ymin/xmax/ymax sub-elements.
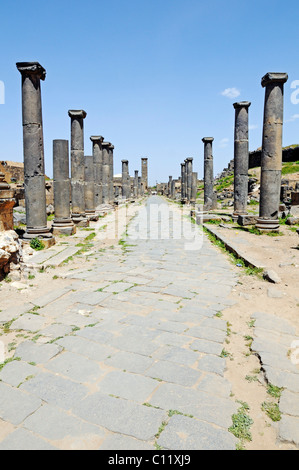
<box><xmin>71</xmin><ymin>214</ymin><xmax>90</xmax><ymax>227</ymax></box>
<box><xmin>255</xmin><ymin>217</ymin><xmax>280</xmax><ymax>232</ymax></box>
<box><xmin>52</xmin><ymin>218</ymin><xmax>76</xmax><ymax>236</ymax></box>
<box><xmin>85</xmin><ymin>210</ymin><xmax>99</xmax><ymax>222</ymax></box>
<box><xmin>232</xmin><ymin>211</ymin><xmax>248</xmax><ymax>222</ymax></box>
<box><xmin>22</xmin><ymin>228</ymin><xmax>56</xmax><ymax>248</ymax></box>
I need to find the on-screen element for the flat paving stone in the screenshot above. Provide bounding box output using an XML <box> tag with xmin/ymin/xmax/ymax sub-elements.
<box><xmin>278</xmin><ymin>415</ymin><xmax>299</xmax><ymax>446</ymax></box>
<box><xmin>99</xmin><ymin>433</ymin><xmax>154</xmax><ymax>450</ymax></box>
<box><xmin>104</xmin><ymin>351</ymin><xmax>154</xmax><ymax>374</ymax></box>
<box><xmin>14</xmin><ymin>341</ymin><xmax>62</xmax><ymax>364</ymax></box>
<box><xmin>10</xmin><ymin>314</ymin><xmax>47</xmax><ymax>332</ymax></box>
<box><xmin>23</xmin><ymin>404</ymin><xmax>107</xmax><ymax>448</ymax></box>
<box><xmin>157</xmin><ymin>414</ymin><xmax>237</xmax><ymax>450</ymax></box>
<box><xmin>149</xmin><ymin>382</ymin><xmax>237</xmax><ymax>429</ymax></box>
<box><xmin>144</xmin><ymin>360</ymin><xmax>202</xmax><ymax>387</ymax></box>
<box><xmin>0</xmin><ymin>428</ymin><xmax>57</xmax><ymax>450</ymax></box>
<box><xmin>0</xmin><ymin>303</ymin><xmax>34</xmax><ymax>324</ymax></box>
<box><xmin>73</xmin><ymin>392</ymin><xmax>167</xmax><ymax>441</ymax></box>
<box><xmin>45</xmin><ymin>351</ymin><xmax>106</xmax><ymax>383</ymax></box>
<box><xmin>56</xmin><ymin>335</ymin><xmax>116</xmax><ymax>361</ymax></box>
<box><xmin>0</xmin><ymin>360</ymin><xmax>38</xmax><ymax>387</ymax></box>
<box><xmin>20</xmin><ymin>372</ymin><xmax>89</xmax><ymax>410</ymax></box>
<box><xmin>0</xmin><ymin>382</ymin><xmax>42</xmax><ymax>425</ymax></box>
<box><xmin>98</xmin><ymin>370</ymin><xmax>159</xmax><ymax>402</ymax></box>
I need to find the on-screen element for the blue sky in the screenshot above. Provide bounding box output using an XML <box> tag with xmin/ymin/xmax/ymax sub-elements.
<box><xmin>0</xmin><ymin>0</ymin><xmax>299</xmax><ymax>185</ymax></box>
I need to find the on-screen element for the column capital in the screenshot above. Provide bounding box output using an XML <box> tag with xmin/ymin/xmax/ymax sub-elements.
<box><xmin>109</xmin><ymin>144</ymin><xmax>114</xmax><ymax>150</ymax></box>
<box><xmin>202</xmin><ymin>137</ymin><xmax>214</xmax><ymax>143</ymax></box>
<box><xmin>102</xmin><ymin>141</ymin><xmax>111</xmax><ymax>148</ymax></box>
<box><xmin>90</xmin><ymin>135</ymin><xmax>104</xmax><ymax>143</ymax></box>
<box><xmin>261</xmin><ymin>72</ymin><xmax>288</xmax><ymax>87</ymax></box>
<box><xmin>68</xmin><ymin>109</ymin><xmax>87</xmax><ymax>119</ymax></box>
<box><xmin>233</xmin><ymin>101</ymin><xmax>251</xmax><ymax>109</ymax></box>
<box><xmin>16</xmin><ymin>62</ymin><xmax>46</xmax><ymax>80</ymax></box>
<box><xmin>122</xmin><ymin>159</ymin><xmax>128</xmax><ymax>163</ymax></box>
<box><xmin>185</xmin><ymin>157</ymin><xmax>193</xmax><ymax>162</ymax></box>
<box><xmin>141</xmin><ymin>157</ymin><xmax>148</xmax><ymax>161</ymax></box>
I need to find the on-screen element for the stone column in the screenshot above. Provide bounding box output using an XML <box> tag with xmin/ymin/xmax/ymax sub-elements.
<box><xmin>202</xmin><ymin>137</ymin><xmax>214</xmax><ymax>211</ymax></box>
<box><xmin>141</xmin><ymin>157</ymin><xmax>148</xmax><ymax>190</ymax></box>
<box><xmin>181</xmin><ymin>163</ymin><xmax>186</xmax><ymax>203</ymax></box>
<box><xmin>168</xmin><ymin>176</ymin><xmax>173</xmax><ymax>198</ymax></box>
<box><xmin>185</xmin><ymin>157</ymin><xmax>193</xmax><ymax>203</ymax></box>
<box><xmin>138</xmin><ymin>176</ymin><xmax>142</xmax><ymax>197</ymax></box>
<box><xmin>101</xmin><ymin>142</ymin><xmax>111</xmax><ymax>205</ymax></box>
<box><xmin>52</xmin><ymin>140</ymin><xmax>76</xmax><ymax>236</ymax></box>
<box><xmin>171</xmin><ymin>179</ymin><xmax>176</xmax><ymax>199</ymax></box>
<box><xmin>256</xmin><ymin>72</ymin><xmax>288</xmax><ymax>231</ymax></box>
<box><xmin>191</xmin><ymin>172</ymin><xmax>198</xmax><ymax>205</ymax></box>
<box><xmin>90</xmin><ymin>136</ymin><xmax>104</xmax><ymax>209</ymax></box>
<box><xmin>85</xmin><ymin>155</ymin><xmax>98</xmax><ymax>221</ymax></box>
<box><xmin>233</xmin><ymin>101</ymin><xmax>251</xmax><ymax>220</ymax></box>
<box><xmin>16</xmin><ymin>62</ymin><xmax>54</xmax><ymax>243</ymax></box>
<box><xmin>134</xmin><ymin>170</ymin><xmax>139</xmax><ymax>198</ymax></box>
<box><xmin>68</xmin><ymin>109</ymin><xmax>89</xmax><ymax>226</ymax></box>
<box><xmin>122</xmin><ymin>160</ymin><xmax>130</xmax><ymax>199</ymax></box>
<box><xmin>108</xmin><ymin>144</ymin><xmax>114</xmax><ymax>204</ymax></box>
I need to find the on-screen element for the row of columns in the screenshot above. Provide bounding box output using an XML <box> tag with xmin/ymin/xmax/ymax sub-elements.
<box><xmin>16</xmin><ymin>61</ymin><xmax>149</xmax><ymax>241</ymax></box>
<box><xmin>173</xmin><ymin>72</ymin><xmax>288</xmax><ymax>232</ymax></box>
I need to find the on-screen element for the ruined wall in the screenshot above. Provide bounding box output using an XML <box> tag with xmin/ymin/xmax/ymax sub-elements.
<box><xmin>0</xmin><ymin>161</ymin><xmax>24</xmax><ymax>183</ymax></box>
<box><xmin>249</xmin><ymin>146</ymin><xmax>299</xmax><ymax>169</ymax></box>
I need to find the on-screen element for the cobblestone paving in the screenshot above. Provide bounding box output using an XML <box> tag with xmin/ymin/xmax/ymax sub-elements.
<box><xmin>0</xmin><ymin>197</ymin><xmax>239</xmax><ymax>450</ymax></box>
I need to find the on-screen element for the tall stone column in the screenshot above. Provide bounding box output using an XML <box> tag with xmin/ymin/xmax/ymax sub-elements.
<box><xmin>90</xmin><ymin>135</ymin><xmax>104</xmax><ymax>209</ymax></box>
<box><xmin>122</xmin><ymin>160</ymin><xmax>130</xmax><ymax>199</ymax></box>
<box><xmin>138</xmin><ymin>176</ymin><xmax>142</xmax><ymax>197</ymax></box>
<box><xmin>108</xmin><ymin>144</ymin><xmax>114</xmax><ymax>204</ymax></box>
<box><xmin>168</xmin><ymin>176</ymin><xmax>173</xmax><ymax>197</ymax></box>
<box><xmin>256</xmin><ymin>72</ymin><xmax>288</xmax><ymax>231</ymax></box>
<box><xmin>85</xmin><ymin>155</ymin><xmax>98</xmax><ymax>221</ymax></box>
<box><xmin>202</xmin><ymin>137</ymin><xmax>214</xmax><ymax>211</ymax></box>
<box><xmin>233</xmin><ymin>101</ymin><xmax>251</xmax><ymax>220</ymax></box>
<box><xmin>134</xmin><ymin>170</ymin><xmax>139</xmax><ymax>198</ymax></box>
<box><xmin>102</xmin><ymin>142</ymin><xmax>111</xmax><ymax>205</ymax></box>
<box><xmin>191</xmin><ymin>172</ymin><xmax>198</xmax><ymax>205</ymax></box>
<box><xmin>16</xmin><ymin>62</ymin><xmax>54</xmax><ymax>242</ymax></box>
<box><xmin>171</xmin><ymin>179</ymin><xmax>176</xmax><ymax>199</ymax></box>
<box><xmin>141</xmin><ymin>158</ymin><xmax>148</xmax><ymax>190</ymax></box>
<box><xmin>185</xmin><ymin>157</ymin><xmax>193</xmax><ymax>203</ymax></box>
<box><xmin>52</xmin><ymin>140</ymin><xmax>76</xmax><ymax>236</ymax></box>
<box><xmin>181</xmin><ymin>163</ymin><xmax>186</xmax><ymax>203</ymax></box>
<box><xmin>68</xmin><ymin>109</ymin><xmax>89</xmax><ymax>226</ymax></box>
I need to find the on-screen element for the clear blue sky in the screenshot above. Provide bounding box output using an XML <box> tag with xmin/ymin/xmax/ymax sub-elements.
<box><xmin>1</xmin><ymin>0</ymin><xmax>299</xmax><ymax>185</ymax></box>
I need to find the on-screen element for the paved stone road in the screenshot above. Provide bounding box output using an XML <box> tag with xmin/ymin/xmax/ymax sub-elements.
<box><xmin>0</xmin><ymin>196</ymin><xmax>239</xmax><ymax>450</ymax></box>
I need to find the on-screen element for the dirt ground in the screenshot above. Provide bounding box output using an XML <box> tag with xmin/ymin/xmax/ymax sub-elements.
<box><xmin>204</xmin><ymin>218</ymin><xmax>299</xmax><ymax>450</ymax></box>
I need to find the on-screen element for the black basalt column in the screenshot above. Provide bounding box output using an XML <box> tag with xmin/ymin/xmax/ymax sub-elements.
<box><xmin>202</xmin><ymin>137</ymin><xmax>214</xmax><ymax>211</ymax></box>
<box><xmin>52</xmin><ymin>139</ymin><xmax>76</xmax><ymax>236</ymax></box>
<box><xmin>90</xmin><ymin>136</ymin><xmax>104</xmax><ymax>209</ymax></box>
<box><xmin>233</xmin><ymin>101</ymin><xmax>251</xmax><ymax>219</ymax></box>
<box><xmin>256</xmin><ymin>72</ymin><xmax>288</xmax><ymax>231</ymax></box>
<box><xmin>191</xmin><ymin>172</ymin><xmax>198</xmax><ymax>205</ymax></box>
<box><xmin>16</xmin><ymin>61</ymin><xmax>53</xmax><ymax>241</ymax></box>
<box><xmin>122</xmin><ymin>160</ymin><xmax>130</xmax><ymax>199</ymax></box>
<box><xmin>134</xmin><ymin>170</ymin><xmax>139</xmax><ymax>198</ymax></box>
<box><xmin>181</xmin><ymin>163</ymin><xmax>186</xmax><ymax>203</ymax></box>
<box><xmin>102</xmin><ymin>142</ymin><xmax>111</xmax><ymax>205</ymax></box>
<box><xmin>68</xmin><ymin>109</ymin><xmax>89</xmax><ymax>226</ymax></box>
<box><xmin>108</xmin><ymin>144</ymin><xmax>115</xmax><ymax>204</ymax></box>
<box><xmin>85</xmin><ymin>155</ymin><xmax>98</xmax><ymax>221</ymax></box>
<box><xmin>185</xmin><ymin>157</ymin><xmax>193</xmax><ymax>203</ymax></box>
